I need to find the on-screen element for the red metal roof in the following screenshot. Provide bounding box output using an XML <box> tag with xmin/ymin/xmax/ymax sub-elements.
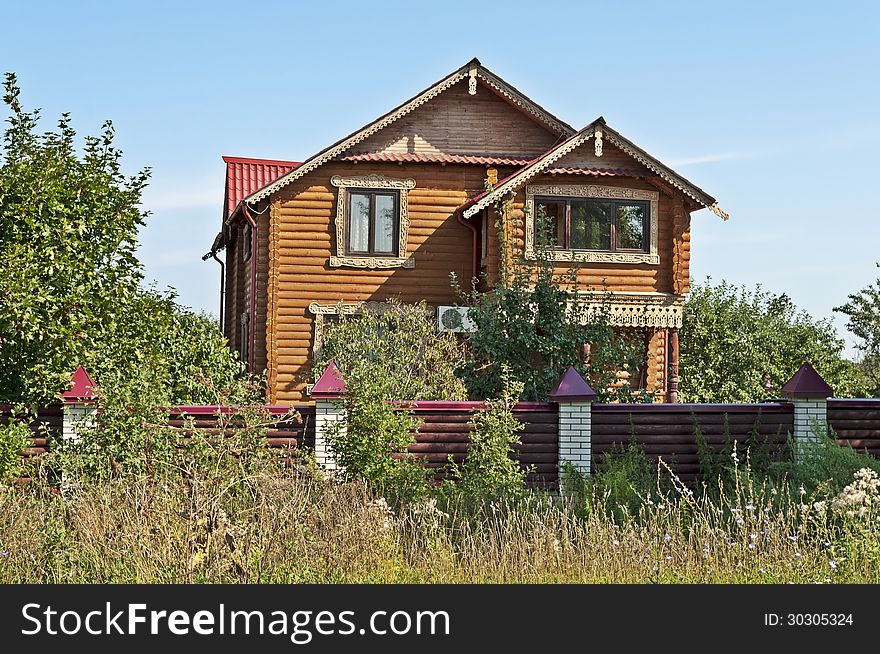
<box><xmin>223</xmin><ymin>156</ymin><xmax>300</xmax><ymax>220</ymax></box>
<box><xmin>339</xmin><ymin>152</ymin><xmax>533</xmax><ymax>166</ymax></box>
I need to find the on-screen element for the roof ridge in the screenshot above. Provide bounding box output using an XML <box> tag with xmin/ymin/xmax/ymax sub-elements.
<box><xmin>239</xmin><ymin>59</ymin><xmax>576</xmax><ymax>207</ymax></box>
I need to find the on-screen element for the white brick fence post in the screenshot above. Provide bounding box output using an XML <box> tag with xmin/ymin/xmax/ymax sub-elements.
<box><xmin>60</xmin><ymin>366</ymin><xmax>97</xmax><ymax>443</ymax></box>
<box><xmin>550</xmin><ymin>366</ymin><xmax>597</xmax><ymax>489</ymax></box>
<box><xmin>310</xmin><ymin>361</ymin><xmax>347</xmax><ymax>472</ymax></box>
<box><xmin>780</xmin><ymin>362</ymin><xmax>833</xmax><ymax>460</ymax></box>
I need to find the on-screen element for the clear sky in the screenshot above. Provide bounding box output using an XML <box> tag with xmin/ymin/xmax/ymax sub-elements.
<box><xmin>2</xmin><ymin>1</ymin><xmax>878</xmax><ymax>353</ymax></box>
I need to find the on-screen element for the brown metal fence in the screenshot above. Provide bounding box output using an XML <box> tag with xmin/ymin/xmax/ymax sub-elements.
<box><xmin>405</xmin><ymin>401</ymin><xmax>559</xmax><ymax>489</ymax></box>
<box><xmin>591</xmin><ymin>402</ymin><xmax>794</xmax><ymax>484</ymax></box>
<box><xmin>166</xmin><ymin>405</ymin><xmax>316</xmax><ymax>462</ymax></box>
<box><xmin>828</xmin><ymin>399</ymin><xmax>880</xmax><ymax>459</ymax></box>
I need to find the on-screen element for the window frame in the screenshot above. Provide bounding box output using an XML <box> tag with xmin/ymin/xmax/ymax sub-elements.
<box><xmin>344</xmin><ymin>189</ymin><xmax>401</xmax><ymax>257</ymax></box>
<box><xmin>330</xmin><ymin>174</ymin><xmax>416</xmax><ymax>269</ymax></box>
<box><xmin>534</xmin><ymin>196</ymin><xmax>650</xmax><ymax>253</ymax></box>
<box><xmin>524</xmin><ymin>184</ymin><xmax>660</xmax><ymax>265</ymax></box>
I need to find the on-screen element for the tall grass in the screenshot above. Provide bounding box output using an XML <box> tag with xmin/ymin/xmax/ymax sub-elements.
<box><xmin>1</xmin><ymin>418</ymin><xmax>878</xmax><ymax>584</ymax></box>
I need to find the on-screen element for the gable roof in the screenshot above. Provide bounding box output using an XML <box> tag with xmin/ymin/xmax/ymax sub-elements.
<box><xmin>462</xmin><ymin>117</ymin><xmax>729</xmax><ymax>220</ymax></box>
<box><xmin>242</xmin><ymin>58</ymin><xmax>575</xmax><ymax>206</ymax></box>
<box><xmin>223</xmin><ymin>156</ymin><xmax>300</xmax><ymax>221</ymax></box>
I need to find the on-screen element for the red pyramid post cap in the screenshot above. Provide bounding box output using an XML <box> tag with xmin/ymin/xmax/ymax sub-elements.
<box><xmin>780</xmin><ymin>362</ymin><xmax>833</xmax><ymax>399</ymax></box>
<box><xmin>549</xmin><ymin>366</ymin><xmax>597</xmax><ymax>402</ymax></box>
<box><xmin>311</xmin><ymin>361</ymin><xmax>347</xmax><ymax>399</ymax></box>
<box><xmin>61</xmin><ymin>366</ymin><xmax>96</xmax><ymax>402</ymax></box>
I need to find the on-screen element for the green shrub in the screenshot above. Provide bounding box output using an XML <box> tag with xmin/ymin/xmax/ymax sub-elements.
<box><xmin>450</xmin><ymin>376</ymin><xmax>530</xmax><ymax>502</ymax></box>
<box><xmin>0</xmin><ymin>419</ymin><xmax>33</xmax><ymax>482</ymax></box>
<box><xmin>591</xmin><ymin>440</ymin><xmax>657</xmax><ymax>519</ymax></box>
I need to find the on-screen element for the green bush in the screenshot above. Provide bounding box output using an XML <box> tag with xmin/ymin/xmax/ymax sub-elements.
<box><xmin>450</xmin><ymin>375</ymin><xmax>530</xmax><ymax>502</ymax></box>
<box><xmin>0</xmin><ymin>419</ymin><xmax>33</xmax><ymax>482</ymax></box>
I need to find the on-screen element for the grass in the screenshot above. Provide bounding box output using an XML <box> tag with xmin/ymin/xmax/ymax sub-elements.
<box><xmin>1</xmin><ymin>419</ymin><xmax>878</xmax><ymax>584</ymax></box>
<box><xmin>0</xmin><ymin>464</ymin><xmax>877</xmax><ymax>583</ymax></box>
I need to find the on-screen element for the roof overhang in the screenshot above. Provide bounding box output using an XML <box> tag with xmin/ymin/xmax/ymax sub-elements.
<box><xmin>462</xmin><ymin>118</ymin><xmax>728</xmax><ymax>221</ymax></box>
<box><xmin>242</xmin><ymin>58</ymin><xmax>576</xmax><ymax>206</ymax></box>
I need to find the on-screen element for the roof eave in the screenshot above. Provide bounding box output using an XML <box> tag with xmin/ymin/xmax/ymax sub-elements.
<box><xmin>241</xmin><ymin>59</ymin><xmax>576</xmax><ymax>206</ymax></box>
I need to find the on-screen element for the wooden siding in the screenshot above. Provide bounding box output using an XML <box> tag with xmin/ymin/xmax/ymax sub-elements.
<box><xmin>551</xmin><ymin>140</ymin><xmax>652</xmax><ymax>173</ymax></box>
<box><xmin>267</xmin><ymin>162</ymin><xmax>482</xmax><ymax>402</ymax></box>
<box><xmin>349</xmin><ymin>80</ymin><xmax>560</xmax><ymax>160</ymax></box>
<box><xmin>828</xmin><ymin>399</ymin><xmax>880</xmax><ymax>460</ymax></box>
<box><xmin>406</xmin><ymin>401</ymin><xmax>559</xmax><ymax>489</ymax></box>
<box><xmin>592</xmin><ymin>403</ymin><xmax>793</xmax><ymax>483</ymax></box>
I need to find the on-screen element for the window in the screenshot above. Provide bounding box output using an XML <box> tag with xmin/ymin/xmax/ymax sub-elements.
<box><xmin>330</xmin><ymin>174</ymin><xmax>416</xmax><ymax>269</ymax></box>
<box><xmin>346</xmin><ymin>190</ymin><xmax>399</xmax><ymax>256</ymax></box>
<box><xmin>535</xmin><ymin>197</ymin><xmax>648</xmax><ymax>252</ymax></box>
<box><xmin>242</xmin><ymin>222</ymin><xmax>252</xmax><ymax>262</ymax></box>
<box><xmin>525</xmin><ymin>184</ymin><xmax>659</xmax><ymax>264</ymax></box>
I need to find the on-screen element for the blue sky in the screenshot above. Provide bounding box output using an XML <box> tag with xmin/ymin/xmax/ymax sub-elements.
<box><xmin>2</xmin><ymin>1</ymin><xmax>878</xmax><ymax>353</ymax></box>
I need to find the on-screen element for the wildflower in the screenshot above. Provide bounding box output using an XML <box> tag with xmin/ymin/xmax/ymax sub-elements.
<box><xmin>758</xmin><ymin>568</ymin><xmax>766</xmax><ymax>574</ymax></box>
<box><xmin>750</xmin><ymin>533</ymin><xmax>757</xmax><ymax>541</ymax></box>
<box><xmin>657</xmin><ymin>503</ymin><xmax>666</xmax><ymax>510</ymax></box>
<box><xmin>663</xmin><ymin>533</ymin><xmax>672</xmax><ymax>542</ymax></box>
<box><xmin>665</xmin><ymin>555</ymin><xmax>672</xmax><ymax>561</ymax></box>
<box><xmin>731</xmin><ymin>449</ymin><xmax>739</xmax><ymax>464</ymax></box>
<box><xmin>829</xmin><ymin>560</ymin><xmax>838</xmax><ymax>571</ymax></box>
<box><xmin>788</xmin><ymin>535</ymin><xmax>798</xmax><ymax>542</ymax></box>
<box><xmin>652</xmin><ymin>566</ymin><xmax>658</xmax><ymax>572</ymax></box>
<box><xmin>799</xmin><ymin>485</ymin><xmax>806</xmax><ymax>496</ymax></box>
<box><xmin>748</xmin><ymin>543</ymin><xmax>755</xmax><ymax>550</ymax></box>
<box><xmin>0</xmin><ymin>552</ymin><xmax>9</xmax><ymax>557</ymax></box>
<box><xmin>795</xmin><ymin>552</ymin><xmax>803</xmax><ymax>559</ymax></box>
<box><xmin>745</xmin><ymin>503</ymin><xmax>755</xmax><ymax>511</ymax></box>
<box><xmin>770</xmin><ymin>488</ymin><xmax>778</xmax><ymax>496</ymax></box>
<box><xmin>613</xmin><ymin>539</ymin><xmax>620</xmax><ymax>546</ymax></box>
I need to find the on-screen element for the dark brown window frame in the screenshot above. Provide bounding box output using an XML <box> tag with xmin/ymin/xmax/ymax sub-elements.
<box><xmin>344</xmin><ymin>189</ymin><xmax>401</xmax><ymax>257</ymax></box>
<box><xmin>534</xmin><ymin>196</ymin><xmax>650</xmax><ymax>253</ymax></box>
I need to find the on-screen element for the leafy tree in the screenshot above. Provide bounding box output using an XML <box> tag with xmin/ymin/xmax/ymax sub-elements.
<box><xmin>0</xmin><ymin>73</ymin><xmax>249</xmax><ymax>406</ymax></box>
<box><xmin>834</xmin><ymin>263</ymin><xmax>880</xmax><ymax>396</ymax></box>
<box><xmin>680</xmin><ymin>280</ymin><xmax>870</xmax><ymax>402</ymax></box>
<box><xmin>315</xmin><ymin>299</ymin><xmax>467</xmax><ymax>401</ymax></box>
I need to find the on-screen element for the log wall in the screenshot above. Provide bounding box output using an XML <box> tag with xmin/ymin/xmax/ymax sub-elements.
<box><xmin>267</xmin><ymin>162</ymin><xmax>487</xmax><ymax>403</ymax></box>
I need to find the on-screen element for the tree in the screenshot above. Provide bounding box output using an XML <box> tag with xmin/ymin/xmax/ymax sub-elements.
<box><xmin>834</xmin><ymin>263</ymin><xmax>880</xmax><ymax>396</ymax></box>
<box><xmin>0</xmin><ymin>73</ymin><xmax>248</xmax><ymax>405</ymax></box>
<box><xmin>680</xmin><ymin>280</ymin><xmax>870</xmax><ymax>403</ymax></box>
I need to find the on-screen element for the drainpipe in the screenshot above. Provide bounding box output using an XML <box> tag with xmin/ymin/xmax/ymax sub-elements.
<box><xmin>455</xmin><ymin>209</ymin><xmax>479</xmax><ymax>284</ymax></box>
<box><xmin>211</xmin><ymin>249</ymin><xmax>225</xmax><ymax>334</ymax></box>
<box><xmin>241</xmin><ymin>202</ymin><xmax>258</xmax><ymax>374</ymax></box>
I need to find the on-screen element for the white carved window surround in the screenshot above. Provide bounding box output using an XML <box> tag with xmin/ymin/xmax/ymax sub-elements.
<box><xmin>524</xmin><ymin>184</ymin><xmax>660</xmax><ymax>265</ymax></box>
<box><xmin>330</xmin><ymin>174</ymin><xmax>416</xmax><ymax>269</ymax></box>
<box><xmin>308</xmin><ymin>301</ymin><xmax>397</xmax><ymax>357</ymax></box>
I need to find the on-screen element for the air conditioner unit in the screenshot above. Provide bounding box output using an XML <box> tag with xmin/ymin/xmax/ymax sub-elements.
<box><xmin>437</xmin><ymin>306</ymin><xmax>475</xmax><ymax>333</ymax></box>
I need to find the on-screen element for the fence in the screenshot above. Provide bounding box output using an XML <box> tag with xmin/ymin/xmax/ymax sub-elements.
<box><xmin>592</xmin><ymin>403</ymin><xmax>793</xmax><ymax>484</ymax></box>
<box><xmin>407</xmin><ymin>401</ymin><xmax>559</xmax><ymax>489</ymax></box>
<box><xmin>7</xmin><ymin>363</ymin><xmax>880</xmax><ymax>489</ymax></box>
<box><xmin>828</xmin><ymin>399</ymin><xmax>880</xmax><ymax>459</ymax></box>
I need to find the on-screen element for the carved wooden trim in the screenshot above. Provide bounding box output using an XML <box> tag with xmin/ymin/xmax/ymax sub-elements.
<box><xmin>575</xmin><ymin>292</ymin><xmax>684</xmax><ymax>329</ymax></box>
<box><xmin>330</xmin><ymin>174</ymin><xmax>416</xmax><ymax>269</ymax></box>
<box><xmin>463</xmin><ymin>129</ymin><xmax>596</xmax><ymax>219</ymax></box>
<box><xmin>308</xmin><ymin>301</ymin><xmax>398</xmax><ymax>356</ymax></box>
<box><xmin>524</xmin><ymin>184</ymin><xmax>660</xmax><ymax>265</ymax></box>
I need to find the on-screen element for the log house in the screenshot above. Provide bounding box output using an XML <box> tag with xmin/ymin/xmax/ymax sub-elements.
<box><xmin>207</xmin><ymin>59</ymin><xmax>727</xmax><ymax>403</ymax></box>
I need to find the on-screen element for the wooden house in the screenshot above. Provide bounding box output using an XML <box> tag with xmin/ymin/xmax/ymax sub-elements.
<box><xmin>207</xmin><ymin>59</ymin><xmax>727</xmax><ymax>404</ymax></box>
